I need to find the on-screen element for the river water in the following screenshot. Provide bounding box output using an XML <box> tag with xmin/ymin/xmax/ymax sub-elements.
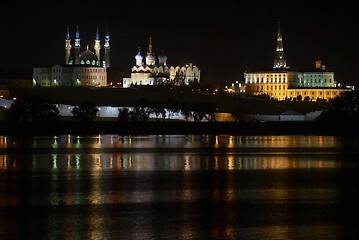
<box><xmin>1</xmin><ymin>135</ymin><xmax>359</xmax><ymax>239</ymax></box>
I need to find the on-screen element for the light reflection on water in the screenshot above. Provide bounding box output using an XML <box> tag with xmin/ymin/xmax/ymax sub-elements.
<box><xmin>0</xmin><ymin>134</ymin><xmax>351</xmax><ymax>149</ymax></box>
<box><xmin>0</xmin><ymin>153</ymin><xmax>344</xmax><ymax>171</ymax></box>
<box><xmin>0</xmin><ymin>135</ymin><xmax>359</xmax><ymax>239</ymax></box>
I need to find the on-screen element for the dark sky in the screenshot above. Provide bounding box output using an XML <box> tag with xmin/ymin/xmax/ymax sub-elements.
<box><xmin>1</xmin><ymin>0</ymin><xmax>358</xmax><ymax>87</ymax></box>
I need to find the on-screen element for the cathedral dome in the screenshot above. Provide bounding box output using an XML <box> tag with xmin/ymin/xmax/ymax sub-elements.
<box><xmin>158</xmin><ymin>54</ymin><xmax>167</xmax><ymax>64</ymax></box>
<box><xmin>146</xmin><ymin>53</ymin><xmax>155</xmax><ymax>62</ymax></box>
<box><xmin>80</xmin><ymin>49</ymin><xmax>98</xmax><ymax>63</ymax></box>
<box><xmin>135</xmin><ymin>52</ymin><xmax>143</xmax><ymax>61</ymax></box>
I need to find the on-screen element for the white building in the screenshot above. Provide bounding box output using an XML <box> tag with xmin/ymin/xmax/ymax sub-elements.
<box><xmin>123</xmin><ymin>37</ymin><xmax>200</xmax><ymax>88</ymax></box>
<box><xmin>33</xmin><ymin>64</ymin><xmax>107</xmax><ymax>87</ymax></box>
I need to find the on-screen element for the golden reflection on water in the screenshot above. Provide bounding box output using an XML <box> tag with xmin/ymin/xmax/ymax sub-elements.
<box><xmin>0</xmin><ymin>153</ymin><xmax>343</xmax><ymax>171</ymax></box>
<box><xmin>0</xmin><ymin>134</ymin><xmax>350</xmax><ymax>150</ymax></box>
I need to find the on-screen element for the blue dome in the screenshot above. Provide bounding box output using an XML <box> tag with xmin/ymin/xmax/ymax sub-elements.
<box><xmin>135</xmin><ymin>52</ymin><xmax>143</xmax><ymax>60</ymax></box>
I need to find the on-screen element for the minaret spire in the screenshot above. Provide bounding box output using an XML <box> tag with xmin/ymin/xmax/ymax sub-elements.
<box><xmin>66</xmin><ymin>27</ymin><xmax>70</xmax><ymax>40</ymax></box>
<box><xmin>94</xmin><ymin>27</ymin><xmax>101</xmax><ymax>66</ymax></box>
<box><xmin>74</xmin><ymin>26</ymin><xmax>81</xmax><ymax>65</ymax></box>
<box><xmin>65</xmin><ymin>27</ymin><xmax>72</xmax><ymax>65</ymax></box>
<box><xmin>273</xmin><ymin>20</ymin><xmax>287</xmax><ymax>68</ymax></box>
<box><xmin>104</xmin><ymin>26</ymin><xmax>110</xmax><ymax>68</ymax></box>
<box><xmin>95</xmin><ymin>26</ymin><xmax>100</xmax><ymax>40</ymax></box>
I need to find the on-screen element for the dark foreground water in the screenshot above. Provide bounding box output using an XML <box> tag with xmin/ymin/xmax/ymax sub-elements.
<box><xmin>1</xmin><ymin>135</ymin><xmax>359</xmax><ymax>239</ymax></box>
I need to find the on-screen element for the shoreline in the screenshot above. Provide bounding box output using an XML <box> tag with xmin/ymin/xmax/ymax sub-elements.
<box><xmin>1</xmin><ymin>121</ymin><xmax>358</xmax><ymax>136</ymax></box>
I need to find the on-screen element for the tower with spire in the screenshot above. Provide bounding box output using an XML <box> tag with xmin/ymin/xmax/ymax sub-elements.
<box><xmin>94</xmin><ymin>27</ymin><xmax>101</xmax><ymax>66</ymax></box>
<box><xmin>74</xmin><ymin>26</ymin><xmax>81</xmax><ymax>65</ymax></box>
<box><xmin>273</xmin><ymin>21</ymin><xmax>287</xmax><ymax>68</ymax></box>
<box><xmin>65</xmin><ymin>27</ymin><xmax>72</xmax><ymax>65</ymax></box>
<box><xmin>104</xmin><ymin>29</ymin><xmax>110</xmax><ymax>68</ymax></box>
<box><xmin>64</xmin><ymin>26</ymin><xmax>110</xmax><ymax>67</ymax></box>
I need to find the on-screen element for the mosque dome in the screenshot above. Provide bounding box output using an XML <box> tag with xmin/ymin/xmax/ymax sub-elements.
<box><xmin>80</xmin><ymin>49</ymin><xmax>98</xmax><ymax>63</ymax></box>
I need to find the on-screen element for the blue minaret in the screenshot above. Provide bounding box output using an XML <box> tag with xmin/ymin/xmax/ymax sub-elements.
<box><xmin>74</xmin><ymin>26</ymin><xmax>81</xmax><ymax>65</ymax></box>
<box><xmin>65</xmin><ymin>27</ymin><xmax>72</xmax><ymax>65</ymax></box>
<box><xmin>104</xmin><ymin>28</ymin><xmax>110</xmax><ymax>68</ymax></box>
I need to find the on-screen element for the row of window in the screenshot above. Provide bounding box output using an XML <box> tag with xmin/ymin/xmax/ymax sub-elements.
<box><xmin>247</xmin><ymin>77</ymin><xmax>287</xmax><ymax>83</ymax></box>
<box><xmin>40</xmin><ymin>81</ymin><xmax>106</xmax><ymax>87</ymax></box>
<box><xmin>289</xmin><ymin>91</ymin><xmax>339</xmax><ymax>96</ymax></box>
<box><xmin>52</xmin><ymin>68</ymin><xmax>105</xmax><ymax>73</ymax></box>
<box><xmin>256</xmin><ymin>85</ymin><xmax>287</xmax><ymax>91</ymax></box>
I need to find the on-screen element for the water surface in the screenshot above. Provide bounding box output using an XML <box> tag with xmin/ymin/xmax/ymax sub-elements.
<box><xmin>1</xmin><ymin>135</ymin><xmax>358</xmax><ymax>239</ymax></box>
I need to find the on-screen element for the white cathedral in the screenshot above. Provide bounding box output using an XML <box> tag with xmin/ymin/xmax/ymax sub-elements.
<box><xmin>33</xmin><ymin>27</ymin><xmax>110</xmax><ymax>87</ymax></box>
<box><xmin>122</xmin><ymin>37</ymin><xmax>200</xmax><ymax>88</ymax></box>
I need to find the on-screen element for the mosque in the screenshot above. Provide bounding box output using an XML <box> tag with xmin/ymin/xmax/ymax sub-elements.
<box><xmin>244</xmin><ymin>22</ymin><xmax>351</xmax><ymax>101</ymax></box>
<box><xmin>122</xmin><ymin>37</ymin><xmax>200</xmax><ymax>88</ymax></box>
<box><xmin>33</xmin><ymin>27</ymin><xmax>110</xmax><ymax>87</ymax></box>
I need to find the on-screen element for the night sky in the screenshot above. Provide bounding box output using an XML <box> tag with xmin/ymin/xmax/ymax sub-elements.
<box><xmin>1</xmin><ymin>0</ymin><xmax>358</xmax><ymax>87</ymax></box>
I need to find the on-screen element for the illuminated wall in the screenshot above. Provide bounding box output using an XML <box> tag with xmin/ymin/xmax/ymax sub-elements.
<box><xmin>33</xmin><ymin>65</ymin><xmax>107</xmax><ymax>87</ymax></box>
<box><xmin>286</xmin><ymin>88</ymin><xmax>346</xmax><ymax>101</ymax></box>
<box><xmin>244</xmin><ymin>69</ymin><xmax>349</xmax><ymax>101</ymax></box>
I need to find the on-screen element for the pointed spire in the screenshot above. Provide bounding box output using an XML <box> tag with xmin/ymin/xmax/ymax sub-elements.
<box><xmin>148</xmin><ymin>36</ymin><xmax>153</xmax><ymax>54</ymax></box>
<box><xmin>75</xmin><ymin>26</ymin><xmax>80</xmax><ymax>39</ymax></box>
<box><xmin>273</xmin><ymin>20</ymin><xmax>286</xmax><ymax>68</ymax></box>
<box><xmin>66</xmin><ymin>27</ymin><xmax>70</xmax><ymax>40</ymax></box>
<box><xmin>138</xmin><ymin>46</ymin><xmax>141</xmax><ymax>53</ymax></box>
<box><xmin>86</xmin><ymin>44</ymin><xmax>89</xmax><ymax>50</ymax></box>
<box><xmin>277</xmin><ymin>20</ymin><xmax>281</xmax><ymax>37</ymax></box>
<box><xmin>95</xmin><ymin>26</ymin><xmax>100</xmax><ymax>40</ymax></box>
<box><xmin>105</xmin><ymin>26</ymin><xmax>110</xmax><ymax>41</ymax></box>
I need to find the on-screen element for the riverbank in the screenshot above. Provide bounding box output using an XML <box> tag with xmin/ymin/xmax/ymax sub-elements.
<box><xmin>1</xmin><ymin>121</ymin><xmax>358</xmax><ymax>136</ymax></box>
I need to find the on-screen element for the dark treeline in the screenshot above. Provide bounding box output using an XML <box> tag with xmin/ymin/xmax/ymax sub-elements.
<box><xmin>1</xmin><ymin>91</ymin><xmax>359</xmax><ymax>135</ymax></box>
<box><xmin>3</xmin><ymin>95</ymin><xmax>218</xmax><ymax>123</ymax></box>
<box><xmin>316</xmin><ymin>90</ymin><xmax>359</xmax><ymax>125</ymax></box>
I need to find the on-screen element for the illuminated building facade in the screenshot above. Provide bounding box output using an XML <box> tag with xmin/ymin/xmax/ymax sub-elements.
<box><xmin>122</xmin><ymin>37</ymin><xmax>200</xmax><ymax>88</ymax></box>
<box><xmin>244</xmin><ymin>22</ymin><xmax>350</xmax><ymax>101</ymax></box>
<box><xmin>33</xmin><ymin>27</ymin><xmax>109</xmax><ymax>87</ymax></box>
<box><xmin>33</xmin><ymin>64</ymin><xmax>107</xmax><ymax>87</ymax></box>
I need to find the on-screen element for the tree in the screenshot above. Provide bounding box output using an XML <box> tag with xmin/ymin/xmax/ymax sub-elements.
<box><xmin>6</xmin><ymin>95</ymin><xmax>60</xmax><ymax>122</ymax></box>
<box><xmin>331</xmin><ymin>90</ymin><xmax>359</xmax><ymax>111</ymax></box>
<box><xmin>149</xmin><ymin>101</ymin><xmax>166</xmax><ymax>121</ymax></box>
<box><xmin>71</xmin><ymin>101</ymin><xmax>98</xmax><ymax>122</ymax></box>
<box><xmin>118</xmin><ymin>108</ymin><xmax>130</xmax><ymax>122</ymax></box>
<box><xmin>179</xmin><ymin>103</ymin><xmax>192</xmax><ymax>121</ymax></box>
<box><xmin>129</xmin><ymin>107</ymin><xmax>149</xmax><ymax>122</ymax></box>
<box><xmin>166</xmin><ymin>98</ymin><xmax>179</xmax><ymax>120</ymax></box>
<box><xmin>191</xmin><ymin>101</ymin><xmax>216</xmax><ymax>122</ymax></box>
